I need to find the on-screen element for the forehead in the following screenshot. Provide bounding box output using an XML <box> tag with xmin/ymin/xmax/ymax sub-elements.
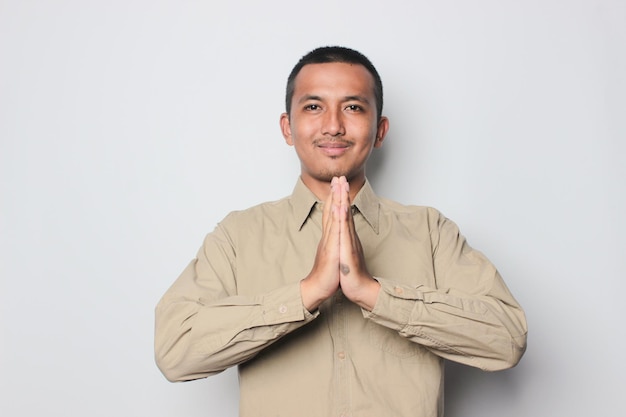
<box><xmin>292</xmin><ymin>62</ymin><xmax>376</xmax><ymax>99</ymax></box>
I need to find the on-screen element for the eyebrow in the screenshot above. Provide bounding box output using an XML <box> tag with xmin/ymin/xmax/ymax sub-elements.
<box><xmin>344</xmin><ymin>95</ymin><xmax>370</xmax><ymax>104</ymax></box>
<box><xmin>297</xmin><ymin>94</ymin><xmax>371</xmax><ymax>104</ymax></box>
<box><xmin>298</xmin><ymin>94</ymin><xmax>323</xmax><ymax>104</ymax></box>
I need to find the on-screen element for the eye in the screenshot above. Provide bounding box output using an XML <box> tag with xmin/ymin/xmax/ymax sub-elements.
<box><xmin>305</xmin><ymin>104</ymin><xmax>321</xmax><ymax>111</ymax></box>
<box><xmin>345</xmin><ymin>104</ymin><xmax>363</xmax><ymax>112</ymax></box>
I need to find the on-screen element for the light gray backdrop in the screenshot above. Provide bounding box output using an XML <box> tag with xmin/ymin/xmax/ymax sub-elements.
<box><xmin>1</xmin><ymin>0</ymin><xmax>624</xmax><ymax>416</ymax></box>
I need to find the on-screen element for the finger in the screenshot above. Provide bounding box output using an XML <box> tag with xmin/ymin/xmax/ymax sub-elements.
<box><xmin>339</xmin><ymin>177</ymin><xmax>357</xmax><ymax>244</ymax></box>
<box><xmin>338</xmin><ymin>178</ymin><xmax>367</xmax><ymax>273</ymax></box>
<box><xmin>338</xmin><ymin>178</ymin><xmax>355</xmax><ymax>275</ymax></box>
<box><xmin>343</xmin><ymin>179</ymin><xmax>364</xmax><ymax>254</ymax></box>
<box><xmin>322</xmin><ymin>177</ymin><xmax>339</xmax><ymax>231</ymax></box>
<box><xmin>338</xmin><ymin>176</ymin><xmax>350</xmax><ymax>216</ymax></box>
<box><xmin>323</xmin><ymin>177</ymin><xmax>343</xmax><ymax>253</ymax></box>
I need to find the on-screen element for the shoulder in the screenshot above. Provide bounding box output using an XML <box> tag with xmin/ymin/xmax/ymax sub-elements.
<box><xmin>219</xmin><ymin>195</ymin><xmax>292</xmax><ymax>230</ymax></box>
<box><xmin>376</xmin><ymin>197</ymin><xmax>464</xmax><ymax>249</ymax></box>
<box><xmin>376</xmin><ymin>196</ymin><xmax>463</xmax><ymax>237</ymax></box>
<box><xmin>378</xmin><ymin>196</ymin><xmax>444</xmax><ymax>223</ymax></box>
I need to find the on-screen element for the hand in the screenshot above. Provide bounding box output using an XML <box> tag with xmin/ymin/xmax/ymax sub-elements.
<box><xmin>300</xmin><ymin>177</ymin><xmax>380</xmax><ymax>312</ymax></box>
<box><xmin>334</xmin><ymin>176</ymin><xmax>380</xmax><ymax>311</ymax></box>
<box><xmin>300</xmin><ymin>177</ymin><xmax>342</xmax><ymax>311</ymax></box>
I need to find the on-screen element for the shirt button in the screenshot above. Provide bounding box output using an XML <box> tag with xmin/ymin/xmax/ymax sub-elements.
<box><xmin>278</xmin><ymin>305</ymin><xmax>287</xmax><ymax>314</ymax></box>
<box><xmin>337</xmin><ymin>351</ymin><xmax>345</xmax><ymax>359</ymax></box>
<box><xmin>394</xmin><ymin>287</ymin><xmax>404</xmax><ymax>295</ymax></box>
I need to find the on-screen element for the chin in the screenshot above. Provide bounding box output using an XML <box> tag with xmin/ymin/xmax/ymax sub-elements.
<box><xmin>315</xmin><ymin>169</ymin><xmax>353</xmax><ymax>183</ymax></box>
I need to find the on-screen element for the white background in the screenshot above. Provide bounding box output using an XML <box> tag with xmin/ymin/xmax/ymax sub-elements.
<box><xmin>1</xmin><ymin>1</ymin><xmax>624</xmax><ymax>416</ymax></box>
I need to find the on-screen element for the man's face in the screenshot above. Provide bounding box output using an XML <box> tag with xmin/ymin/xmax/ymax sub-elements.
<box><xmin>280</xmin><ymin>62</ymin><xmax>388</xmax><ymax>193</ymax></box>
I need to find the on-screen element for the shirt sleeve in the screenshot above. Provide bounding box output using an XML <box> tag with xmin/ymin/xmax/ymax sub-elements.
<box><xmin>363</xmin><ymin>210</ymin><xmax>528</xmax><ymax>371</ymax></box>
<box><xmin>154</xmin><ymin>221</ymin><xmax>318</xmax><ymax>382</ymax></box>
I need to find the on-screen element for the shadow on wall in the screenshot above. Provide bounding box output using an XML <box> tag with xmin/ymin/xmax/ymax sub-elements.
<box><xmin>367</xmin><ymin>137</ymin><xmax>388</xmax><ymax>183</ymax></box>
<box><xmin>444</xmin><ymin>361</ymin><xmax>525</xmax><ymax>416</ymax></box>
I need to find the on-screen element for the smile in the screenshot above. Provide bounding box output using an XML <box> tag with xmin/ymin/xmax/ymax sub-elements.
<box><xmin>317</xmin><ymin>144</ymin><xmax>349</xmax><ymax>157</ymax></box>
<box><xmin>315</xmin><ymin>141</ymin><xmax>351</xmax><ymax>157</ymax></box>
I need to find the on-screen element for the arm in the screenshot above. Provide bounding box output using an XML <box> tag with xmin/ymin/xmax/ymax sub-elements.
<box><xmin>154</xmin><ymin>222</ymin><xmax>317</xmax><ymax>382</ymax></box>
<box><xmin>317</xmin><ymin>177</ymin><xmax>526</xmax><ymax>370</ymax></box>
<box><xmin>364</xmin><ymin>212</ymin><xmax>527</xmax><ymax>371</ymax></box>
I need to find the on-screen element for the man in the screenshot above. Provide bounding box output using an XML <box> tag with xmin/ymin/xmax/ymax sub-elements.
<box><xmin>155</xmin><ymin>46</ymin><xmax>527</xmax><ymax>417</ymax></box>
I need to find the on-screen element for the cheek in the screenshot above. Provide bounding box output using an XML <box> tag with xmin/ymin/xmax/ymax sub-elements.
<box><xmin>351</xmin><ymin>118</ymin><xmax>378</xmax><ymax>136</ymax></box>
<box><xmin>290</xmin><ymin>121</ymin><xmax>316</xmax><ymax>141</ymax></box>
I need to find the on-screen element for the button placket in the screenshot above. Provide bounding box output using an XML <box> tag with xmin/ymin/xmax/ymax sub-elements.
<box><xmin>330</xmin><ymin>291</ymin><xmax>350</xmax><ymax>414</ymax></box>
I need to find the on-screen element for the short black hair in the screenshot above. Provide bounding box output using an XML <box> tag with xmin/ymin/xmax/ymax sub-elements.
<box><xmin>285</xmin><ymin>46</ymin><xmax>383</xmax><ymax>120</ymax></box>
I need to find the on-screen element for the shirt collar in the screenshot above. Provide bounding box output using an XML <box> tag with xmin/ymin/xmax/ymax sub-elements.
<box><xmin>291</xmin><ymin>177</ymin><xmax>380</xmax><ymax>234</ymax></box>
<box><xmin>291</xmin><ymin>178</ymin><xmax>319</xmax><ymax>230</ymax></box>
<box><xmin>352</xmin><ymin>179</ymin><xmax>380</xmax><ymax>234</ymax></box>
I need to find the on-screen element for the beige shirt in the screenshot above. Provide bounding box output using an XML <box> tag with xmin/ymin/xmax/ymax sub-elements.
<box><xmin>155</xmin><ymin>179</ymin><xmax>527</xmax><ymax>417</ymax></box>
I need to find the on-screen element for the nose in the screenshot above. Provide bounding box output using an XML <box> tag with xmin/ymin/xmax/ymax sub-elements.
<box><xmin>321</xmin><ymin>108</ymin><xmax>345</xmax><ymax>137</ymax></box>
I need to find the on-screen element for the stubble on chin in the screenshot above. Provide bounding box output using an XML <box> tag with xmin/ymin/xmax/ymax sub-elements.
<box><xmin>314</xmin><ymin>167</ymin><xmax>352</xmax><ymax>184</ymax></box>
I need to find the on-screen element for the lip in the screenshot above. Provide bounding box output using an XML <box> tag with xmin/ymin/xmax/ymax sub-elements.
<box><xmin>316</xmin><ymin>142</ymin><xmax>350</xmax><ymax>156</ymax></box>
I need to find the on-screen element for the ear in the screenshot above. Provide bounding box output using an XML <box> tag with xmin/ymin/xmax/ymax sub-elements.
<box><xmin>280</xmin><ymin>113</ymin><xmax>294</xmax><ymax>146</ymax></box>
<box><xmin>373</xmin><ymin>116</ymin><xmax>389</xmax><ymax>149</ymax></box>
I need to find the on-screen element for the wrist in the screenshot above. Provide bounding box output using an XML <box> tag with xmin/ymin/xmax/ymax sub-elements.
<box><xmin>348</xmin><ymin>276</ymin><xmax>381</xmax><ymax>311</ymax></box>
<box><xmin>300</xmin><ymin>275</ymin><xmax>334</xmax><ymax>312</ymax></box>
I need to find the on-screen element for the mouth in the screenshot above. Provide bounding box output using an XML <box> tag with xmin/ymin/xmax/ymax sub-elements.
<box><xmin>315</xmin><ymin>140</ymin><xmax>351</xmax><ymax>157</ymax></box>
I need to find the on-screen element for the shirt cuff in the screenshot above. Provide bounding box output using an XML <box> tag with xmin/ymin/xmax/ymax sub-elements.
<box><xmin>261</xmin><ymin>281</ymin><xmax>319</xmax><ymax>325</ymax></box>
<box><xmin>362</xmin><ymin>277</ymin><xmax>423</xmax><ymax>331</ymax></box>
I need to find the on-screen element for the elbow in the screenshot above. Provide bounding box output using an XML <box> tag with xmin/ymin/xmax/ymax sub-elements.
<box><xmin>155</xmin><ymin>345</ymin><xmax>191</xmax><ymax>382</ymax></box>
<box><xmin>508</xmin><ymin>331</ymin><xmax>528</xmax><ymax>368</ymax></box>
<box><xmin>483</xmin><ymin>331</ymin><xmax>527</xmax><ymax>372</ymax></box>
<box><xmin>155</xmin><ymin>347</ymin><xmax>219</xmax><ymax>382</ymax></box>
<box><xmin>154</xmin><ymin>330</ymin><xmax>204</xmax><ymax>382</ymax></box>
<box><xmin>154</xmin><ymin>321</ymin><xmax>189</xmax><ymax>382</ymax></box>
<box><xmin>154</xmin><ymin>305</ymin><xmax>211</xmax><ymax>382</ymax></box>
<box><xmin>157</xmin><ymin>364</ymin><xmax>184</xmax><ymax>383</ymax></box>
<box><xmin>485</xmin><ymin>306</ymin><xmax>528</xmax><ymax>371</ymax></box>
<box><xmin>154</xmin><ymin>336</ymin><xmax>226</xmax><ymax>382</ymax></box>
